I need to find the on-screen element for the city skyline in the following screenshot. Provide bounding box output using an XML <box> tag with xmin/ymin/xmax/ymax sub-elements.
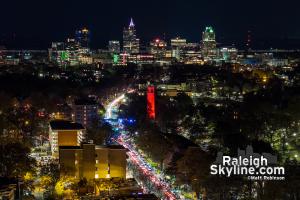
<box><xmin>1</xmin><ymin>0</ymin><xmax>300</xmax><ymax>49</ymax></box>
<box><xmin>1</xmin><ymin>1</ymin><xmax>300</xmax><ymax>199</ymax></box>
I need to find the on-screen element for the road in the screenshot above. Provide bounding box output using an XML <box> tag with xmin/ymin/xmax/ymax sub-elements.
<box><xmin>105</xmin><ymin>91</ymin><xmax>178</xmax><ymax>200</ymax></box>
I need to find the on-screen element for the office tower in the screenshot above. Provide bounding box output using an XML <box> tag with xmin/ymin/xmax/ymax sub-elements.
<box><xmin>170</xmin><ymin>37</ymin><xmax>187</xmax><ymax>60</ymax></box>
<box><xmin>59</xmin><ymin>144</ymin><xmax>126</xmax><ymax>180</ymax></box>
<box><xmin>75</xmin><ymin>28</ymin><xmax>90</xmax><ymax>49</ymax></box>
<box><xmin>65</xmin><ymin>38</ymin><xmax>81</xmax><ymax>66</ymax></box>
<box><xmin>49</xmin><ymin>120</ymin><xmax>85</xmax><ymax>158</ymax></box>
<box><xmin>108</xmin><ymin>40</ymin><xmax>121</xmax><ymax>54</ymax></box>
<box><xmin>123</xmin><ymin>18</ymin><xmax>140</xmax><ymax>54</ymax></box>
<box><xmin>74</xmin><ymin>98</ymin><xmax>99</xmax><ymax>129</ymax></box>
<box><xmin>48</xmin><ymin>42</ymin><xmax>66</xmax><ymax>66</ymax></box>
<box><xmin>49</xmin><ymin>38</ymin><xmax>83</xmax><ymax>67</ymax></box>
<box><xmin>201</xmin><ymin>26</ymin><xmax>217</xmax><ymax>58</ymax></box>
<box><xmin>150</xmin><ymin>38</ymin><xmax>167</xmax><ymax>59</ymax></box>
<box><xmin>220</xmin><ymin>47</ymin><xmax>238</xmax><ymax>62</ymax></box>
<box><xmin>171</xmin><ymin>37</ymin><xmax>187</xmax><ymax>48</ymax></box>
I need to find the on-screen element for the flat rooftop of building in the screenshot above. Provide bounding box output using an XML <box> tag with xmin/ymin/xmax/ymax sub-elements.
<box><xmin>59</xmin><ymin>146</ymin><xmax>82</xmax><ymax>150</ymax></box>
<box><xmin>50</xmin><ymin>120</ymin><xmax>84</xmax><ymax>130</ymax></box>
<box><xmin>74</xmin><ymin>98</ymin><xmax>97</xmax><ymax>105</ymax></box>
<box><xmin>59</xmin><ymin>144</ymin><xmax>126</xmax><ymax>150</ymax></box>
<box><xmin>95</xmin><ymin>145</ymin><xmax>126</xmax><ymax>150</ymax></box>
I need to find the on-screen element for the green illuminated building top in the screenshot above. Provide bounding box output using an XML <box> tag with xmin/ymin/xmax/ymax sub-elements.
<box><xmin>113</xmin><ymin>54</ymin><xmax>119</xmax><ymax>64</ymax></box>
<box><xmin>206</xmin><ymin>26</ymin><xmax>214</xmax><ymax>33</ymax></box>
<box><xmin>61</xmin><ymin>51</ymin><xmax>69</xmax><ymax>61</ymax></box>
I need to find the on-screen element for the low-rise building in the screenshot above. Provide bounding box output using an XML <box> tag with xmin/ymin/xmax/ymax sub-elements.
<box><xmin>59</xmin><ymin>144</ymin><xmax>126</xmax><ymax>180</ymax></box>
<box><xmin>74</xmin><ymin>98</ymin><xmax>99</xmax><ymax>129</ymax></box>
<box><xmin>49</xmin><ymin>120</ymin><xmax>85</xmax><ymax>158</ymax></box>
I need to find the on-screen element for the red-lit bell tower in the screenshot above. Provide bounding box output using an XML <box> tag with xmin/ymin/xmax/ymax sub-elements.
<box><xmin>147</xmin><ymin>86</ymin><xmax>155</xmax><ymax>119</ymax></box>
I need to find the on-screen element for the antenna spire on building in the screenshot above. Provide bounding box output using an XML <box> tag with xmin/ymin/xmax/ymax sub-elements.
<box><xmin>129</xmin><ymin>18</ymin><xmax>135</xmax><ymax>28</ymax></box>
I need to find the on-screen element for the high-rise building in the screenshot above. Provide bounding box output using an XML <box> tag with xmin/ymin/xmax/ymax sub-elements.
<box><xmin>48</xmin><ymin>42</ymin><xmax>66</xmax><ymax>66</ymax></box>
<box><xmin>74</xmin><ymin>98</ymin><xmax>99</xmax><ymax>129</ymax></box>
<box><xmin>108</xmin><ymin>40</ymin><xmax>120</xmax><ymax>54</ymax></box>
<box><xmin>201</xmin><ymin>26</ymin><xmax>217</xmax><ymax>59</ymax></box>
<box><xmin>170</xmin><ymin>37</ymin><xmax>187</xmax><ymax>60</ymax></box>
<box><xmin>123</xmin><ymin>18</ymin><xmax>140</xmax><ymax>54</ymax></box>
<box><xmin>220</xmin><ymin>47</ymin><xmax>238</xmax><ymax>62</ymax></box>
<box><xmin>75</xmin><ymin>28</ymin><xmax>90</xmax><ymax>49</ymax></box>
<box><xmin>64</xmin><ymin>38</ymin><xmax>81</xmax><ymax>66</ymax></box>
<box><xmin>171</xmin><ymin>37</ymin><xmax>187</xmax><ymax>48</ymax></box>
<box><xmin>150</xmin><ymin>38</ymin><xmax>167</xmax><ymax>59</ymax></box>
<box><xmin>59</xmin><ymin>144</ymin><xmax>126</xmax><ymax>180</ymax></box>
<box><xmin>49</xmin><ymin>120</ymin><xmax>85</xmax><ymax>158</ymax></box>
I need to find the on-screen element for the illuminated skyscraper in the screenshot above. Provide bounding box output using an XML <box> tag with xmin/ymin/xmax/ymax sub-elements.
<box><xmin>123</xmin><ymin>18</ymin><xmax>140</xmax><ymax>54</ymax></box>
<box><xmin>171</xmin><ymin>37</ymin><xmax>187</xmax><ymax>48</ymax></box>
<box><xmin>48</xmin><ymin>42</ymin><xmax>66</xmax><ymax>66</ymax></box>
<box><xmin>65</xmin><ymin>38</ymin><xmax>81</xmax><ymax>66</ymax></box>
<box><xmin>76</xmin><ymin>28</ymin><xmax>90</xmax><ymax>48</ymax></box>
<box><xmin>170</xmin><ymin>37</ymin><xmax>187</xmax><ymax>60</ymax></box>
<box><xmin>201</xmin><ymin>26</ymin><xmax>217</xmax><ymax>58</ymax></box>
<box><xmin>150</xmin><ymin>38</ymin><xmax>167</xmax><ymax>59</ymax></box>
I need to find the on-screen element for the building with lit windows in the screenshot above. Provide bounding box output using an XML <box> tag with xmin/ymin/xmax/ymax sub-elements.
<box><xmin>108</xmin><ymin>40</ymin><xmax>121</xmax><ymax>54</ymax></box>
<box><xmin>95</xmin><ymin>145</ymin><xmax>127</xmax><ymax>179</ymax></box>
<box><xmin>49</xmin><ymin>120</ymin><xmax>85</xmax><ymax>158</ymax></box>
<box><xmin>149</xmin><ymin>38</ymin><xmax>167</xmax><ymax>60</ymax></box>
<box><xmin>59</xmin><ymin>144</ymin><xmax>126</xmax><ymax>180</ymax></box>
<box><xmin>75</xmin><ymin>28</ymin><xmax>90</xmax><ymax>49</ymax></box>
<box><xmin>123</xmin><ymin>18</ymin><xmax>140</xmax><ymax>54</ymax></box>
<box><xmin>74</xmin><ymin>98</ymin><xmax>99</xmax><ymax>129</ymax></box>
<box><xmin>127</xmin><ymin>54</ymin><xmax>154</xmax><ymax>65</ymax></box>
<box><xmin>65</xmin><ymin>38</ymin><xmax>81</xmax><ymax>66</ymax></box>
<box><xmin>201</xmin><ymin>26</ymin><xmax>217</xmax><ymax>59</ymax></box>
<box><xmin>48</xmin><ymin>42</ymin><xmax>66</xmax><ymax>66</ymax></box>
<box><xmin>220</xmin><ymin>47</ymin><xmax>238</xmax><ymax>62</ymax></box>
<box><xmin>170</xmin><ymin>37</ymin><xmax>187</xmax><ymax>61</ymax></box>
<box><xmin>171</xmin><ymin>37</ymin><xmax>187</xmax><ymax>48</ymax></box>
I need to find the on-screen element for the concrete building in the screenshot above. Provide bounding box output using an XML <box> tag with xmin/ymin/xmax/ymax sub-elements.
<box><xmin>59</xmin><ymin>144</ymin><xmax>126</xmax><ymax>180</ymax></box>
<box><xmin>74</xmin><ymin>98</ymin><xmax>99</xmax><ymax>129</ymax></box>
<box><xmin>49</xmin><ymin>120</ymin><xmax>85</xmax><ymax>158</ymax></box>
<box><xmin>108</xmin><ymin>40</ymin><xmax>121</xmax><ymax>54</ymax></box>
<box><xmin>149</xmin><ymin>38</ymin><xmax>167</xmax><ymax>60</ymax></box>
<box><xmin>95</xmin><ymin>145</ymin><xmax>127</xmax><ymax>179</ymax></box>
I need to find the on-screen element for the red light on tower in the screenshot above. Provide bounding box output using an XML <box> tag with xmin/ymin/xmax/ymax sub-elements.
<box><xmin>147</xmin><ymin>86</ymin><xmax>155</xmax><ymax>119</ymax></box>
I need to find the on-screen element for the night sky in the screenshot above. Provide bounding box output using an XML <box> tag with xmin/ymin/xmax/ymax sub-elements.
<box><xmin>1</xmin><ymin>0</ymin><xmax>300</xmax><ymax>49</ymax></box>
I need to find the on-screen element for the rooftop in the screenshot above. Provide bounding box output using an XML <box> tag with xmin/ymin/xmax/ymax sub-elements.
<box><xmin>59</xmin><ymin>146</ymin><xmax>82</xmax><ymax>150</ymax></box>
<box><xmin>74</xmin><ymin>98</ymin><xmax>98</xmax><ymax>105</ymax></box>
<box><xmin>50</xmin><ymin>120</ymin><xmax>84</xmax><ymax>130</ymax></box>
<box><xmin>96</xmin><ymin>145</ymin><xmax>126</xmax><ymax>150</ymax></box>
